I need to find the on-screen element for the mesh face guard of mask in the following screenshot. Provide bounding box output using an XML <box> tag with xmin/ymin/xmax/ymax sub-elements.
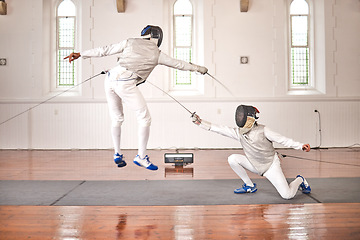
<box><xmin>235</xmin><ymin>105</ymin><xmax>260</xmax><ymax>128</ymax></box>
<box><xmin>141</xmin><ymin>25</ymin><xmax>163</xmax><ymax>47</ymax></box>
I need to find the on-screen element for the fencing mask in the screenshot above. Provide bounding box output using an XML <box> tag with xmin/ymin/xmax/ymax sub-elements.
<box><xmin>141</xmin><ymin>25</ymin><xmax>163</xmax><ymax>47</ymax></box>
<box><xmin>235</xmin><ymin>105</ymin><xmax>260</xmax><ymax>129</ymax></box>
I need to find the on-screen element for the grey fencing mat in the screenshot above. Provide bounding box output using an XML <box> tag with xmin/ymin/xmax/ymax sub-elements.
<box><xmin>1</xmin><ymin>178</ymin><xmax>359</xmax><ymax>206</ymax></box>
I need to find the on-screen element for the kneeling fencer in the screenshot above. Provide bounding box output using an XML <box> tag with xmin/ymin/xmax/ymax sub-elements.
<box><xmin>65</xmin><ymin>25</ymin><xmax>208</xmax><ymax>171</ymax></box>
<box><xmin>191</xmin><ymin>105</ymin><xmax>311</xmax><ymax>199</ymax></box>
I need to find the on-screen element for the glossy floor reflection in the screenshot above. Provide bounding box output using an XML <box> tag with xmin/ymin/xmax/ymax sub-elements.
<box><xmin>0</xmin><ymin>148</ymin><xmax>359</xmax><ymax>239</ymax></box>
<box><xmin>1</xmin><ymin>204</ymin><xmax>359</xmax><ymax>239</ymax></box>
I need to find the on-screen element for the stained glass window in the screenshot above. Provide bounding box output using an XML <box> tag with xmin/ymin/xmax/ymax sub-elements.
<box><xmin>290</xmin><ymin>0</ymin><xmax>310</xmax><ymax>85</ymax></box>
<box><xmin>57</xmin><ymin>0</ymin><xmax>76</xmax><ymax>86</ymax></box>
<box><xmin>173</xmin><ymin>0</ymin><xmax>193</xmax><ymax>85</ymax></box>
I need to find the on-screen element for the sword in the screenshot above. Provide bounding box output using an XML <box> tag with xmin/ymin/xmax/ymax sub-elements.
<box><xmin>0</xmin><ymin>71</ymin><xmax>107</xmax><ymax>126</ymax></box>
<box><xmin>147</xmin><ymin>81</ymin><xmax>196</xmax><ymax>117</ymax></box>
<box><xmin>206</xmin><ymin>72</ymin><xmax>235</xmax><ymax>97</ymax></box>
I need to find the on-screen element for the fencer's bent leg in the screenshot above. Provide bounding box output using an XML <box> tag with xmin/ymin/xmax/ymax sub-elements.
<box><xmin>110</xmin><ymin>79</ymin><xmax>157</xmax><ymax>170</ymax></box>
<box><xmin>115</xmin><ymin>80</ymin><xmax>152</xmax><ymax>157</ymax></box>
<box><xmin>228</xmin><ymin>154</ymin><xmax>258</xmax><ymax>187</ymax></box>
<box><xmin>263</xmin><ymin>156</ymin><xmax>303</xmax><ymax>199</ymax></box>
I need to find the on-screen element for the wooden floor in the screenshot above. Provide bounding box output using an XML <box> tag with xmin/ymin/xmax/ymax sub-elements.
<box><xmin>1</xmin><ymin>148</ymin><xmax>359</xmax><ymax>180</ymax></box>
<box><xmin>0</xmin><ymin>148</ymin><xmax>360</xmax><ymax>239</ymax></box>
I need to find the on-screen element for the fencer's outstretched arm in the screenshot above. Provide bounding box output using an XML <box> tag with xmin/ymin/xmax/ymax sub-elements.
<box><xmin>80</xmin><ymin>41</ymin><xmax>127</xmax><ymax>59</ymax></box>
<box><xmin>191</xmin><ymin>114</ymin><xmax>311</xmax><ymax>152</ymax></box>
<box><xmin>264</xmin><ymin>127</ymin><xmax>310</xmax><ymax>152</ymax></box>
<box><xmin>191</xmin><ymin>113</ymin><xmax>241</xmax><ymax>140</ymax></box>
<box><xmin>158</xmin><ymin>52</ymin><xmax>208</xmax><ymax>74</ymax></box>
<box><xmin>64</xmin><ymin>40</ymin><xmax>128</xmax><ymax>63</ymax></box>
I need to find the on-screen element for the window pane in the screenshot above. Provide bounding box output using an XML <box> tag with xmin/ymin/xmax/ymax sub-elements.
<box><xmin>290</xmin><ymin>0</ymin><xmax>309</xmax><ymax>15</ymax></box>
<box><xmin>174</xmin><ymin>0</ymin><xmax>192</xmax><ymax>15</ymax></box>
<box><xmin>174</xmin><ymin>48</ymin><xmax>192</xmax><ymax>85</ymax></box>
<box><xmin>58</xmin><ymin>49</ymin><xmax>75</xmax><ymax>86</ymax></box>
<box><xmin>58</xmin><ymin>0</ymin><xmax>75</xmax><ymax>16</ymax></box>
<box><xmin>174</xmin><ymin>47</ymin><xmax>191</xmax><ymax>62</ymax></box>
<box><xmin>57</xmin><ymin>1</ymin><xmax>76</xmax><ymax>87</ymax></box>
<box><xmin>58</xmin><ymin>17</ymin><xmax>75</xmax><ymax>48</ymax></box>
<box><xmin>175</xmin><ymin>16</ymin><xmax>192</xmax><ymax>47</ymax></box>
<box><xmin>173</xmin><ymin>0</ymin><xmax>193</xmax><ymax>87</ymax></box>
<box><xmin>291</xmin><ymin>47</ymin><xmax>309</xmax><ymax>85</ymax></box>
<box><xmin>175</xmin><ymin>70</ymin><xmax>192</xmax><ymax>85</ymax></box>
<box><xmin>291</xmin><ymin>16</ymin><xmax>308</xmax><ymax>47</ymax></box>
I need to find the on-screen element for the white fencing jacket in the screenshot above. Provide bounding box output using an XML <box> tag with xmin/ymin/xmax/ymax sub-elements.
<box><xmin>199</xmin><ymin>121</ymin><xmax>304</xmax><ymax>175</ymax></box>
<box><xmin>81</xmin><ymin>38</ymin><xmax>201</xmax><ymax>85</ymax></box>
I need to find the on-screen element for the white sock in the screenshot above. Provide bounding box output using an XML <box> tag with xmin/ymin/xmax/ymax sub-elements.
<box><xmin>229</xmin><ymin>162</ymin><xmax>254</xmax><ymax>187</ymax></box>
<box><xmin>111</xmin><ymin>126</ymin><xmax>121</xmax><ymax>155</ymax></box>
<box><xmin>301</xmin><ymin>176</ymin><xmax>309</xmax><ymax>187</ymax></box>
<box><xmin>138</xmin><ymin>126</ymin><xmax>150</xmax><ymax>158</ymax></box>
<box><xmin>135</xmin><ymin>155</ymin><xmax>151</xmax><ymax>167</ymax></box>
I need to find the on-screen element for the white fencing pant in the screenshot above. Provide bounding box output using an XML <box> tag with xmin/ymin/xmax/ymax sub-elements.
<box><xmin>105</xmin><ymin>76</ymin><xmax>151</xmax><ymax>158</ymax></box>
<box><xmin>228</xmin><ymin>154</ymin><xmax>303</xmax><ymax>199</ymax></box>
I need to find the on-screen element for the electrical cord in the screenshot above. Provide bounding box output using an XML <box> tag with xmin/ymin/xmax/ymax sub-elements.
<box><xmin>0</xmin><ymin>71</ymin><xmax>106</xmax><ymax>126</ymax></box>
<box><xmin>280</xmin><ymin>153</ymin><xmax>360</xmax><ymax>167</ymax></box>
<box><xmin>313</xmin><ymin>109</ymin><xmax>322</xmax><ymax>149</ymax></box>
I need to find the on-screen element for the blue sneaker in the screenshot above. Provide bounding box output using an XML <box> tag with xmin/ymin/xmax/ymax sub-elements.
<box><xmin>297</xmin><ymin>175</ymin><xmax>311</xmax><ymax>194</ymax></box>
<box><xmin>234</xmin><ymin>183</ymin><xmax>257</xmax><ymax>194</ymax></box>
<box><xmin>114</xmin><ymin>153</ymin><xmax>127</xmax><ymax>168</ymax></box>
<box><xmin>133</xmin><ymin>155</ymin><xmax>158</xmax><ymax>171</ymax></box>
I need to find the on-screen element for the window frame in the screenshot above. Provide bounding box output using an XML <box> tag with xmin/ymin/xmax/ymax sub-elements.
<box><xmin>56</xmin><ymin>0</ymin><xmax>77</xmax><ymax>88</ymax></box>
<box><xmin>290</xmin><ymin>13</ymin><xmax>310</xmax><ymax>85</ymax></box>
<box><xmin>170</xmin><ymin>0</ymin><xmax>203</xmax><ymax>94</ymax></box>
<box><xmin>51</xmin><ymin>0</ymin><xmax>80</xmax><ymax>95</ymax></box>
<box><xmin>173</xmin><ymin>11</ymin><xmax>193</xmax><ymax>86</ymax></box>
<box><xmin>56</xmin><ymin>16</ymin><xmax>76</xmax><ymax>87</ymax></box>
<box><xmin>287</xmin><ymin>0</ymin><xmax>315</xmax><ymax>92</ymax></box>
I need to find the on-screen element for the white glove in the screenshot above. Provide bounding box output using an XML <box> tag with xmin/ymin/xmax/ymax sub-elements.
<box><xmin>191</xmin><ymin>113</ymin><xmax>211</xmax><ymax>131</ymax></box>
<box><xmin>190</xmin><ymin>63</ymin><xmax>208</xmax><ymax>75</ymax></box>
<box><xmin>191</xmin><ymin>113</ymin><xmax>202</xmax><ymax>125</ymax></box>
<box><xmin>197</xmin><ymin>66</ymin><xmax>208</xmax><ymax>75</ymax></box>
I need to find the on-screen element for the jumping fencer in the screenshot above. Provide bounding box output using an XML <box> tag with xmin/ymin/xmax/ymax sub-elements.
<box><xmin>65</xmin><ymin>25</ymin><xmax>208</xmax><ymax>171</ymax></box>
<box><xmin>191</xmin><ymin>105</ymin><xmax>311</xmax><ymax>199</ymax></box>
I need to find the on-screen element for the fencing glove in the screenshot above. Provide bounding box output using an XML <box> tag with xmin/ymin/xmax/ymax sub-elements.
<box><xmin>191</xmin><ymin>113</ymin><xmax>211</xmax><ymax>130</ymax></box>
<box><xmin>197</xmin><ymin>66</ymin><xmax>208</xmax><ymax>75</ymax></box>
<box><xmin>190</xmin><ymin>63</ymin><xmax>208</xmax><ymax>75</ymax></box>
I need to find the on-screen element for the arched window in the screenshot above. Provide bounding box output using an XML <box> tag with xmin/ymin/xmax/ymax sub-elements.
<box><xmin>173</xmin><ymin>0</ymin><xmax>193</xmax><ymax>87</ymax></box>
<box><xmin>56</xmin><ymin>0</ymin><xmax>76</xmax><ymax>87</ymax></box>
<box><xmin>289</xmin><ymin>0</ymin><xmax>310</xmax><ymax>88</ymax></box>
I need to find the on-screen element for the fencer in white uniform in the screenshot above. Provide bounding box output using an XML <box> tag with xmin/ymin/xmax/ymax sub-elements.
<box><xmin>65</xmin><ymin>25</ymin><xmax>208</xmax><ymax>171</ymax></box>
<box><xmin>192</xmin><ymin>105</ymin><xmax>311</xmax><ymax>199</ymax></box>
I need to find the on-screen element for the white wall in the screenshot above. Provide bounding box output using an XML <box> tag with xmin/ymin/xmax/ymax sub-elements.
<box><xmin>0</xmin><ymin>0</ymin><xmax>359</xmax><ymax>149</ymax></box>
